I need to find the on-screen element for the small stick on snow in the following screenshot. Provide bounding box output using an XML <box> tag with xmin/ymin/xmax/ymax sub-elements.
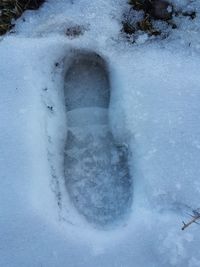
<box><xmin>182</xmin><ymin>212</ymin><xmax>200</xmax><ymax>230</ymax></box>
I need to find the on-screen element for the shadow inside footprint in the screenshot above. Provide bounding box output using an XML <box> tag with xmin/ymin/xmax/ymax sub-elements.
<box><xmin>64</xmin><ymin>52</ymin><xmax>132</xmax><ymax>227</ymax></box>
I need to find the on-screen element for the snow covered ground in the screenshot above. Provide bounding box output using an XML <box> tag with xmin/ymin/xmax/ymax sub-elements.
<box><xmin>1</xmin><ymin>0</ymin><xmax>200</xmax><ymax>266</ymax></box>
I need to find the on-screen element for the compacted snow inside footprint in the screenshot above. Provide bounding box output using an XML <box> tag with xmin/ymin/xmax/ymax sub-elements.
<box><xmin>64</xmin><ymin>52</ymin><xmax>132</xmax><ymax>226</ymax></box>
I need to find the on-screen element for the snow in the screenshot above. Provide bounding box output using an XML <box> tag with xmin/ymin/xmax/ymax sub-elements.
<box><xmin>1</xmin><ymin>0</ymin><xmax>200</xmax><ymax>266</ymax></box>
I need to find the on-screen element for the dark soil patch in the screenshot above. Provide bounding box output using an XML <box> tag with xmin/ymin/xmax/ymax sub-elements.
<box><xmin>122</xmin><ymin>0</ymin><xmax>197</xmax><ymax>41</ymax></box>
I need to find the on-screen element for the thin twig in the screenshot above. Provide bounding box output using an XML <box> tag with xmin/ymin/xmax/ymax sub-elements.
<box><xmin>182</xmin><ymin>213</ymin><xmax>200</xmax><ymax>230</ymax></box>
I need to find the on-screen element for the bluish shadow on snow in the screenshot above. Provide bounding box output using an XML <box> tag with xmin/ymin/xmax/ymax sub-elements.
<box><xmin>64</xmin><ymin>51</ymin><xmax>133</xmax><ymax>227</ymax></box>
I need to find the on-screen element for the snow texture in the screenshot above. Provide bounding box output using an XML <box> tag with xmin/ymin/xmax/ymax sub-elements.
<box><xmin>1</xmin><ymin>0</ymin><xmax>200</xmax><ymax>266</ymax></box>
